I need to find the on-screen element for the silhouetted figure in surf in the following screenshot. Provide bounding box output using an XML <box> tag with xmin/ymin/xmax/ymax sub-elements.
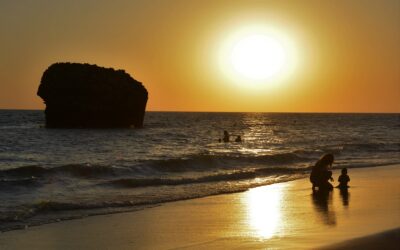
<box><xmin>337</xmin><ymin>168</ymin><xmax>350</xmax><ymax>189</ymax></box>
<box><xmin>235</xmin><ymin>135</ymin><xmax>242</xmax><ymax>142</ymax></box>
<box><xmin>310</xmin><ymin>154</ymin><xmax>334</xmax><ymax>191</ymax></box>
<box><xmin>223</xmin><ymin>130</ymin><xmax>230</xmax><ymax>142</ymax></box>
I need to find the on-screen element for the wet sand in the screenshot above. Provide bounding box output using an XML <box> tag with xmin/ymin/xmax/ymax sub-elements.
<box><xmin>0</xmin><ymin>165</ymin><xmax>399</xmax><ymax>249</ymax></box>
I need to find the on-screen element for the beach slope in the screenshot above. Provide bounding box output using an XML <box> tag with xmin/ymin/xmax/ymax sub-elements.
<box><xmin>320</xmin><ymin>227</ymin><xmax>399</xmax><ymax>250</ymax></box>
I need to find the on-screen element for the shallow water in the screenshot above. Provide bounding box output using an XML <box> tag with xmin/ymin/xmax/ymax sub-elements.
<box><xmin>0</xmin><ymin>110</ymin><xmax>399</xmax><ymax>231</ymax></box>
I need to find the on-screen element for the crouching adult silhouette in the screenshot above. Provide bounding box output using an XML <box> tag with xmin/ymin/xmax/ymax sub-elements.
<box><xmin>310</xmin><ymin>154</ymin><xmax>334</xmax><ymax>191</ymax></box>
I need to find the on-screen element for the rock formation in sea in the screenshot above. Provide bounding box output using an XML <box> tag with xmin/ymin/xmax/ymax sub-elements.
<box><xmin>37</xmin><ymin>62</ymin><xmax>148</xmax><ymax>128</ymax></box>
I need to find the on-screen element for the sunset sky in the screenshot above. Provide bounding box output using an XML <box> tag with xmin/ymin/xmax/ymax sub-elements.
<box><xmin>1</xmin><ymin>0</ymin><xmax>399</xmax><ymax>112</ymax></box>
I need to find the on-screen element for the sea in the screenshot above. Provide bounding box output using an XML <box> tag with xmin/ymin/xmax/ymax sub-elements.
<box><xmin>0</xmin><ymin>110</ymin><xmax>399</xmax><ymax>231</ymax></box>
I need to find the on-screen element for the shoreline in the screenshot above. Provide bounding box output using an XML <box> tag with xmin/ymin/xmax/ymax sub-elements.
<box><xmin>2</xmin><ymin>163</ymin><xmax>398</xmax><ymax>233</ymax></box>
<box><xmin>1</xmin><ymin>164</ymin><xmax>399</xmax><ymax>249</ymax></box>
<box><xmin>0</xmin><ymin>165</ymin><xmax>397</xmax><ymax>230</ymax></box>
<box><xmin>0</xmin><ymin>174</ymin><xmax>305</xmax><ymax>233</ymax></box>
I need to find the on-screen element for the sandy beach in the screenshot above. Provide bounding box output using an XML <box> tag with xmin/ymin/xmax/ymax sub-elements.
<box><xmin>0</xmin><ymin>164</ymin><xmax>399</xmax><ymax>250</ymax></box>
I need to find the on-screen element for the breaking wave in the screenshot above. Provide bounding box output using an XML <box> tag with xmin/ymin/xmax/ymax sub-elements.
<box><xmin>105</xmin><ymin>167</ymin><xmax>303</xmax><ymax>188</ymax></box>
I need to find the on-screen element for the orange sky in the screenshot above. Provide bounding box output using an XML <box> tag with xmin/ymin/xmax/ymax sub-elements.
<box><xmin>1</xmin><ymin>0</ymin><xmax>399</xmax><ymax>112</ymax></box>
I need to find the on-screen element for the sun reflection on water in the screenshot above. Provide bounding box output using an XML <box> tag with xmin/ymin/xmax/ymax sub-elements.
<box><xmin>246</xmin><ymin>185</ymin><xmax>283</xmax><ymax>239</ymax></box>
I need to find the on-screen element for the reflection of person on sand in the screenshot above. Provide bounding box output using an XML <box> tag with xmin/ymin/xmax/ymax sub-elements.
<box><xmin>337</xmin><ymin>168</ymin><xmax>350</xmax><ymax>189</ymax></box>
<box><xmin>311</xmin><ymin>189</ymin><xmax>336</xmax><ymax>225</ymax></box>
<box><xmin>223</xmin><ymin>130</ymin><xmax>230</xmax><ymax>142</ymax></box>
<box><xmin>310</xmin><ymin>154</ymin><xmax>334</xmax><ymax>191</ymax></box>
<box><xmin>339</xmin><ymin>187</ymin><xmax>350</xmax><ymax>207</ymax></box>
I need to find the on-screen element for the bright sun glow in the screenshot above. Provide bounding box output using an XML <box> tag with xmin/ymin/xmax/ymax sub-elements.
<box><xmin>218</xmin><ymin>25</ymin><xmax>298</xmax><ymax>90</ymax></box>
<box><xmin>231</xmin><ymin>35</ymin><xmax>287</xmax><ymax>80</ymax></box>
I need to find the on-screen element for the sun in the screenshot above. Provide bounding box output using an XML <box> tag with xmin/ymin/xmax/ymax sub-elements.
<box><xmin>231</xmin><ymin>35</ymin><xmax>287</xmax><ymax>80</ymax></box>
<box><xmin>218</xmin><ymin>26</ymin><xmax>298</xmax><ymax>90</ymax></box>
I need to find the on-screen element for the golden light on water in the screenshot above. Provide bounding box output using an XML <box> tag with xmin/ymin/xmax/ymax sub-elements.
<box><xmin>246</xmin><ymin>185</ymin><xmax>283</xmax><ymax>239</ymax></box>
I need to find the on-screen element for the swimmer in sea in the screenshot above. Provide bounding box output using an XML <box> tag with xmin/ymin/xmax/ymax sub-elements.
<box><xmin>223</xmin><ymin>130</ymin><xmax>230</xmax><ymax>142</ymax></box>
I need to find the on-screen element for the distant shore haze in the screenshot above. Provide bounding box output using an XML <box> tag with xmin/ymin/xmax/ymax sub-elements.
<box><xmin>37</xmin><ymin>62</ymin><xmax>148</xmax><ymax>128</ymax></box>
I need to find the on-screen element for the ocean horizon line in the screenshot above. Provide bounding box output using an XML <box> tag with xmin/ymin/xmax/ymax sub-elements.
<box><xmin>0</xmin><ymin>109</ymin><xmax>399</xmax><ymax>115</ymax></box>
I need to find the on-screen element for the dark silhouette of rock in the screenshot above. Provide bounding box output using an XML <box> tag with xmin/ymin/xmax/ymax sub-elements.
<box><xmin>37</xmin><ymin>62</ymin><xmax>148</xmax><ymax>128</ymax></box>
